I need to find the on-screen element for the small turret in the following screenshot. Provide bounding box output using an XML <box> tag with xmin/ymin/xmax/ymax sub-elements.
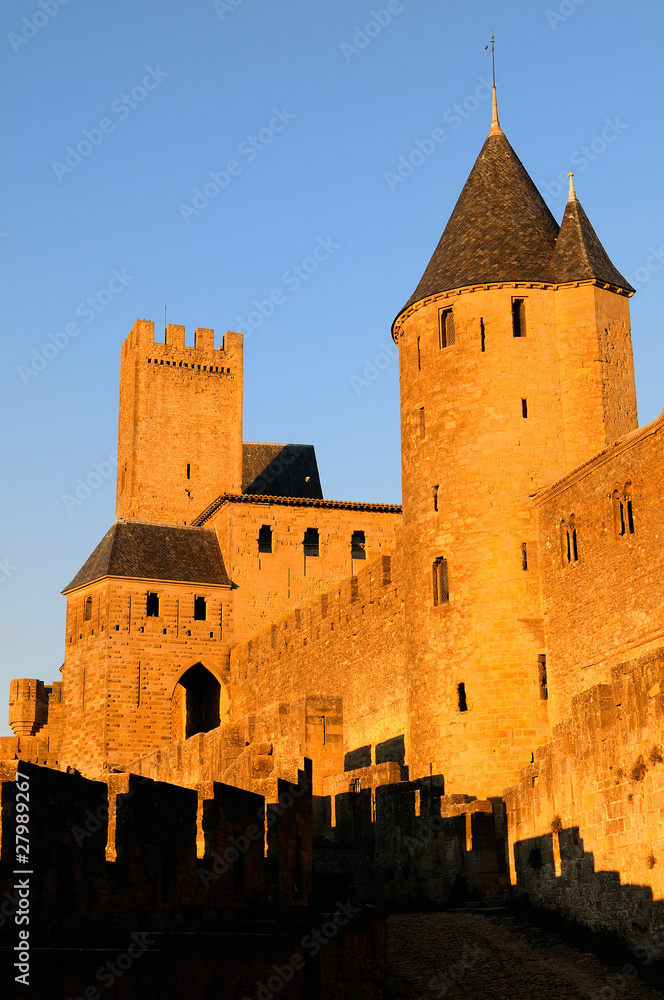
<box><xmin>8</xmin><ymin>679</ymin><xmax>48</xmax><ymax>736</ymax></box>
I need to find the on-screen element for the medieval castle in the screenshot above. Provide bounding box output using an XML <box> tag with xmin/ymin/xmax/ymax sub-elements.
<box><xmin>1</xmin><ymin>85</ymin><xmax>663</xmax><ymax>995</ymax></box>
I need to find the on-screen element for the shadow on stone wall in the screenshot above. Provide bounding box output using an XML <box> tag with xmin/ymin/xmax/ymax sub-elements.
<box><xmin>513</xmin><ymin>826</ymin><xmax>664</xmax><ymax>963</ymax></box>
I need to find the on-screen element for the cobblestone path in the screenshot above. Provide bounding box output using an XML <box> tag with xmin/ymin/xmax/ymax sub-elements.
<box><xmin>387</xmin><ymin>912</ymin><xmax>664</xmax><ymax>1000</ymax></box>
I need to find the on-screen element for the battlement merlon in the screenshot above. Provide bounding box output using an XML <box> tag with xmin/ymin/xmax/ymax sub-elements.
<box><xmin>122</xmin><ymin>318</ymin><xmax>244</xmax><ymax>358</ymax></box>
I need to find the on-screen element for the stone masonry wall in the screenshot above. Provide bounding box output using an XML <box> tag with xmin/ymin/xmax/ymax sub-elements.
<box><xmin>314</xmin><ymin>774</ymin><xmax>501</xmax><ymax>908</ymax></box>
<box><xmin>0</xmin><ymin>762</ymin><xmax>388</xmax><ymax>999</ymax></box>
<box><xmin>0</xmin><ymin>760</ymin><xmax>313</xmax><ymax>947</ymax></box>
<box><xmin>536</xmin><ymin>410</ymin><xmax>664</xmax><ymax>724</ymax></box>
<box><xmin>60</xmin><ymin>577</ymin><xmax>231</xmax><ymax>776</ymax></box>
<box><xmin>230</xmin><ymin>553</ymin><xmax>408</xmax><ymax>780</ymax></box>
<box><xmin>504</xmin><ymin>649</ymin><xmax>664</xmax><ymax>959</ymax></box>
<box><xmin>209</xmin><ymin>497</ymin><xmax>401</xmax><ymax>646</ymax></box>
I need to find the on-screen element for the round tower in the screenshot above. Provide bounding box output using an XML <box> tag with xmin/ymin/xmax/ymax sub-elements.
<box><xmin>394</xmin><ymin>94</ymin><xmax>637</xmax><ymax>797</ymax></box>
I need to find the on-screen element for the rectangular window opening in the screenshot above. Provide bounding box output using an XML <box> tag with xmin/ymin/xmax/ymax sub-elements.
<box><xmin>433</xmin><ymin>557</ymin><xmax>449</xmax><ymax>606</ymax></box>
<box><xmin>193</xmin><ymin>596</ymin><xmax>207</xmax><ymax>621</ymax></box>
<box><xmin>522</xmin><ymin>398</ymin><xmax>528</xmax><ymax>419</ymax></box>
<box><xmin>146</xmin><ymin>592</ymin><xmax>160</xmax><ymax>617</ymax></box>
<box><xmin>84</xmin><ymin>595</ymin><xmax>92</xmax><ymax>622</ymax></box>
<box><xmin>439</xmin><ymin>308</ymin><xmax>455</xmax><ymax>349</ymax></box>
<box><xmin>512</xmin><ymin>298</ymin><xmax>526</xmax><ymax>338</ymax></box>
<box><xmin>480</xmin><ymin>317</ymin><xmax>486</xmax><ymax>353</ymax></box>
<box><xmin>351</xmin><ymin>530</ymin><xmax>366</xmax><ymax>560</ymax></box>
<box><xmin>417</xmin><ymin>336</ymin><xmax>421</xmax><ymax>370</ymax></box>
<box><xmin>419</xmin><ymin>407</ymin><xmax>426</xmax><ymax>439</ymax></box>
<box><xmin>626</xmin><ymin>499</ymin><xmax>635</xmax><ymax>534</ymax></box>
<box><xmin>258</xmin><ymin>524</ymin><xmax>273</xmax><ymax>554</ymax></box>
<box><xmin>186</xmin><ymin>463</ymin><xmax>191</xmax><ymax>480</ymax></box>
<box><xmin>457</xmin><ymin>682</ymin><xmax>468</xmax><ymax>712</ymax></box>
<box><xmin>521</xmin><ymin>542</ymin><xmax>528</xmax><ymax>571</ymax></box>
<box><xmin>303</xmin><ymin>527</ymin><xmax>320</xmax><ymax>558</ymax></box>
<box><xmin>538</xmin><ymin>654</ymin><xmax>548</xmax><ymax>701</ymax></box>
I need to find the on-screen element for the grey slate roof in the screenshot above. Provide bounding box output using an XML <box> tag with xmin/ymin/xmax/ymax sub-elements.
<box><xmin>63</xmin><ymin>521</ymin><xmax>231</xmax><ymax>593</ymax></box>
<box><xmin>398</xmin><ymin>131</ymin><xmax>560</xmax><ymax>316</ymax></box>
<box><xmin>242</xmin><ymin>443</ymin><xmax>323</xmax><ymax>499</ymax></box>
<box><xmin>394</xmin><ymin>128</ymin><xmax>632</xmax><ymax>328</ymax></box>
<box><xmin>549</xmin><ymin>194</ymin><xmax>634</xmax><ymax>292</ymax></box>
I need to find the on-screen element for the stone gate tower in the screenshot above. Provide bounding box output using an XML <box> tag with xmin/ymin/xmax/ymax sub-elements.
<box><xmin>393</xmin><ymin>93</ymin><xmax>638</xmax><ymax>796</ymax></box>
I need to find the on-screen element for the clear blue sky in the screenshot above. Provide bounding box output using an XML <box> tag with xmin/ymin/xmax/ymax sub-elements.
<box><xmin>1</xmin><ymin>0</ymin><xmax>662</xmax><ymax>733</ymax></box>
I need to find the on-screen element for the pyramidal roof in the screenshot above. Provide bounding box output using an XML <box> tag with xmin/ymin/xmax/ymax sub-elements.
<box><xmin>394</xmin><ymin>93</ymin><xmax>633</xmax><ymax>327</ymax></box>
<box><xmin>62</xmin><ymin>520</ymin><xmax>231</xmax><ymax>593</ymax></box>
<box><xmin>550</xmin><ymin>177</ymin><xmax>634</xmax><ymax>291</ymax></box>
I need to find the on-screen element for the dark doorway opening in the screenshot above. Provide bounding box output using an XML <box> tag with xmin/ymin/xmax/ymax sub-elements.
<box><xmin>178</xmin><ymin>663</ymin><xmax>221</xmax><ymax>739</ymax></box>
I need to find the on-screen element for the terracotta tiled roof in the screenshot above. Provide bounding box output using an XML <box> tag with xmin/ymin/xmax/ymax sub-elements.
<box><xmin>242</xmin><ymin>443</ymin><xmax>323</xmax><ymax>499</ymax></box>
<box><xmin>192</xmin><ymin>494</ymin><xmax>401</xmax><ymax>527</ymax></box>
<box><xmin>62</xmin><ymin>521</ymin><xmax>231</xmax><ymax>593</ymax></box>
<box><xmin>550</xmin><ymin>193</ymin><xmax>634</xmax><ymax>291</ymax></box>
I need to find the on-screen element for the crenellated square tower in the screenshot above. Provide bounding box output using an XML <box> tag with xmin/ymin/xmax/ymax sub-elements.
<box><xmin>116</xmin><ymin>319</ymin><xmax>244</xmax><ymax>524</ymax></box>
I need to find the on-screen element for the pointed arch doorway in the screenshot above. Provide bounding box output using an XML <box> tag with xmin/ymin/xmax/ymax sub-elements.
<box><xmin>171</xmin><ymin>663</ymin><xmax>228</xmax><ymax>741</ymax></box>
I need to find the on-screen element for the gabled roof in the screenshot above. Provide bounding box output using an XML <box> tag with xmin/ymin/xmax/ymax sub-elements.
<box><xmin>396</xmin><ymin>129</ymin><xmax>560</xmax><ymax>321</ymax></box>
<box><xmin>63</xmin><ymin>521</ymin><xmax>231</xmax><ymax>593</ymax></box>
<box><xmin>549</xmin><ymin>188</ymin><xmax>634</xmax><ymax>292</ymax></box>
<box><xmin>242</xmin><ymin>443</ymin><xmax>323</xmax><ymax>499</ymax></box>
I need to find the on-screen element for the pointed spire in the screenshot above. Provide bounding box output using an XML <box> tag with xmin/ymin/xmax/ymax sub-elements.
<box><xmin>568</xmin><ymin>172</ymin><xmax>577</xmax><ymax>201</ymax></box>
<box><xmin>490</xmin><ymin>86</ymin><xmax>502</xmax><ymax>135</ymax></box>
<box><xmin>488</xmin><ymin>29</ymin><xmax>503</xmax><ymax>135</ymax></box>
<box><xmin>550</xmin><ymin>188</ymin><xmax>634</xmax><ymax>292</ymax></box>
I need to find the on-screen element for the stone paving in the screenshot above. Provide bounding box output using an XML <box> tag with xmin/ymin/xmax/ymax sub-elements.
<box><xmin>386</xmin><ymin>912</ymin><xmax>664</xmax><ymax>1000</ymax></box>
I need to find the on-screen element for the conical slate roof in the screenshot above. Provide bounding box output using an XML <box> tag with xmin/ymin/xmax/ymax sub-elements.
<box><xmin>63</xmin><ymin>520</ymin><xmax>231</xmax><ymax>593</ymax></box>
<box><xmin>397</xmin><ymin>129</ymin><xmax>560</xmax><ymax>317</ymax></box>
<box><xmin>549</xmin><ymin>189</ymin><xmax>634</xmax><ymax>292</ymax></box>
<box><xmin>394</xmin><ymin>120</ymin><xmax>633</xmax><ymax>329</ymax></box>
